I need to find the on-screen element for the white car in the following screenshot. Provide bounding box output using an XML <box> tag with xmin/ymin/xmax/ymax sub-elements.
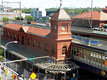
<box><xmin>18</xmin><ymin>77</ymin><xmax>23</xmax><ymax>80</ymax></box>
<box><xmin>18</xmin><ymin>75</ymin><xmax>23</xmax><ymax>80</ymax></box>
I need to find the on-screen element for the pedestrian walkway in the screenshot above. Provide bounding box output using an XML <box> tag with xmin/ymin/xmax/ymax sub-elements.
<box><xmin>0</xmin><ymin>62</ymin><xmax>28</xmax><ymax>80</ymax></box>
<box><xmin>0</xmin><ymin>63</ymin><xmax>14</xmax><ymax>80</ymax></box>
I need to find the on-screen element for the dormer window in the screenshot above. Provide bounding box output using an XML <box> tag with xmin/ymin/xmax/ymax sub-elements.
<box><xmin>62</xmin><ymin>26</ymin><xmax>66</xmax><ymax>31</ymax></box>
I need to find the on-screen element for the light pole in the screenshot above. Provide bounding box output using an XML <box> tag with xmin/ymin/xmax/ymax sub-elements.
<box><xmin>4</xmin><ymin>41</ymin><xmax>17</xmax><ymax>80</ymax></box>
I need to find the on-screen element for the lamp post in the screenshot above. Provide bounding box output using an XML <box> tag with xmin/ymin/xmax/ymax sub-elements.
<box><xmin>4</xmin><ymin>41</ymin><xmax>17</xmax><ymax>80</ymax></box>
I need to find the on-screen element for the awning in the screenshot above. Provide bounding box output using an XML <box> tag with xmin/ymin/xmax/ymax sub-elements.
<box><xmin>35</xmin><ymin>58</ymin><xmax>79</xmax><ymax>73</ymax></box>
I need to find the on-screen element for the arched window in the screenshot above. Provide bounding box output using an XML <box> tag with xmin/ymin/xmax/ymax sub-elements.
<box><xmin>52</xmin><ymin>46</ymin><xmax>55</xmax><ymax>55</ymax></box>
<box><xmin>17</xmin><ymin>35</ymin><xmax>19</xmax><ymax>42</ymax></box>
<box><xmin>28</xmin><ymin>38</ymin><xmax>30</xmax><ymax>45</ymax></box>
<box><xmin>45</xmin><ymin>43</ymin><xmax>48</xmax><ymax>51</ymax></box>
<box><xmin>10</xmin><ymin>33</ymin><xmax>12</xmax><ymax>39</ymax></box>
<box><xmin>38</xmin><ymin>41</ymin><xmax>41</xmax><ymax>49</ymax></box>
<box><xmin>22</xmin><ymin>36</ymin><xmax>24</xmax><ymax>45</ymax></box>
<box><xmin>33</xmin><ymin>40</ymin><xmax>36</xmax><ymax>47</ymax></box>
<box><xmin>62</xmin><ymin>46</ymin><xmax>67</xmax><ymax>55</ymax></box>
<box><xmin>7</xmin><ymin>32</ymin><xmax>9</xmax><ymax>37</ymax></box>
<box><xmin>14</xmin><ymin>35</ymin><xmax>17</xmax><ymax>40</ymax></box>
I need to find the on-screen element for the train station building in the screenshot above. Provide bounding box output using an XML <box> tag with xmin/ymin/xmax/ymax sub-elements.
<box><xmin>1</xmin><ymin>8</ymin><xmax>79</xmax><ymax>79</ymax></box>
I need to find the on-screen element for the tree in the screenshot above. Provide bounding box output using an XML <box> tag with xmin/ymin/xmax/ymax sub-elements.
<box><xmin>15</xmin><ymin>17</ymin><xmax>24</xmax><ymax>20</ymax></box>
<box><xmin>22</xmin><ymin>8</ymin><xmax>32</xmax><ymax>14</ymax></box>
<box><xmin>0</xmin><ymin>42</ymin><xmax>4</xmax><ymax>61</ymax></box>
<box><xmin>25</xmin><ymin>16</ymin><xmax>34</xmax><ymax>22</ymax></box>
<box><xmin>2</xmin><ymin>17</ymin><xmax>9</xmax><ymax>23</ymax></box>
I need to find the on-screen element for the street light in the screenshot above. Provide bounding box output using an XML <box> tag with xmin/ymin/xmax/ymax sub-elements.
<box><xmin>4</xmin><ymin>41</ymin><xmax>17</xmax><ymax>80</ymax></box>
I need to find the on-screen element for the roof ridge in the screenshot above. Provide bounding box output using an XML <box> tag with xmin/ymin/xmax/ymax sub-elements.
<box><xmin>5</xmin><ymin>23</ymin><xmax>51</xmax><ymax>37</ymax></box>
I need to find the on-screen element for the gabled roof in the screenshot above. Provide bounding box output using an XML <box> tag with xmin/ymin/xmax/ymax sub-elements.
<box><xmin>27</xmin><ymin>27</ymin><xmax>50</xmax><ymax>36</ymax></box>
<box><xmin>22</xmin><ymin>26</ymin><xmax>29</xmax><ymax>33</ymax></box>
<box><xmin>102</xmin><ymin>8</ymin><xmax>107</xmax><ymax>11</ymax></box>
<box><xmin>74</xmin><ymin>11</ymin><xmax>107</xmax><ymax>21</ymax></box>
<box><xmin>51</xmin><ymin>8</ymin><xmax>71</xmax><ymax>20</ymax></box>
<box><xmin>5</xmin><ymin>23</ymin><xmax>51</xmax><ymax>37</ymax></box>
<box><xmin>74</xmin><ymin>11</ymin><xmax>100</xmax><ymax>20</ymax></box>
<box><xmin>5</xmin><ymin>23</ymin><xmax>22</xmax><ymax>30</ymax></box>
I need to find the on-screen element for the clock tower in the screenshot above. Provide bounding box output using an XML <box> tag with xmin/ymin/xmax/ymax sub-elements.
<box><xmin>50</xmin><ymin>8</ymin><xmax>72</xmax><ymax>60</ymax></box>
<box><xmin>50</xmin><ymin>8</ymin><xmax>72</xmax><ymax>40</ymax></box>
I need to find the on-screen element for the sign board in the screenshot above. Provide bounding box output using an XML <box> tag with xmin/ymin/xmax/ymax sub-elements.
<box><xmin>6</xmin><ymin>69</ymin><xmax>8</xmax><ymax>75</ymax></box>
<box><xmin>12</xmin><ymin>73</ymin><xmax>14</xmax><ymax>79</ymax></box>
<box><xmin>0</xmin><ymin>77</ymin><xmax>2</xmax><ymax>79</ymax></box>
<box><xmin>102</xmin><ymin>70</ymin><xmax>106</xmax><ymax>76</ymax></box>
<box><xmin>30</xmin><ymin>72</ymin><xmax>36</xmax><ymax>80</ymax></box>
<box><xmin>105</xmin><ymin>61</ymin><xmax>107</xmax><ymax>66</ymax></box>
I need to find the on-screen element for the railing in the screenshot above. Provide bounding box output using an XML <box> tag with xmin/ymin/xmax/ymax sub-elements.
<box><xmin>72</xmin><ymin>56</ymin><xmax>107</xmax><ymax>71</ymax></box>
<box><xmin>72</xmin><ymin>35</ymin><xmax>102</xmax><ymax>47</ymax></box>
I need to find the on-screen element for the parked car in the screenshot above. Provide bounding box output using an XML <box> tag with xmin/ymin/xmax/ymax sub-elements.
<box><xmin>102</xmin><ymin>24</ymin><xmax>107</xmax><ymax>31</ymax></box>
<box><xmin>18</xmin><ymin>75</ymin><xmax>24</xmax><ymax>80</ymax></box>
<box><xmin>92</xmin><ymin>27</ymin><xmax>104</xmax><ymax>31</ymax></box>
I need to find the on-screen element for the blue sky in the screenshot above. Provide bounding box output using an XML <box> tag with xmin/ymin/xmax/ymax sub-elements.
<box><xmin>0</xmin><ymin>0</ymin><xmax>107</xmax><ymax>8</ymax></box>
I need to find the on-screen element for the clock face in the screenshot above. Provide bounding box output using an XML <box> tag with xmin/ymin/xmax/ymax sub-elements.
<box><xmin>62</xmin><ymin>26</ymin><xmax>66</xmax><ymax>31</ymax></box>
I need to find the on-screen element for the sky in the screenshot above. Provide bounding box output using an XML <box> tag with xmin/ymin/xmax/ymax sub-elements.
<box><xmin>0</xmin><ymin>0</ymin><xmax>107</xmax><ymax>8</ymax></box>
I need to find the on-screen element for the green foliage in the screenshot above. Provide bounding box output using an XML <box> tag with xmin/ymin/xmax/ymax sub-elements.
<box><xmin>22</xmin><ymin>8</ymin><xmax>32</xmax><ymax>14</ymax></box>
<box><xmin>46</xmin><ymin>7</ymin><xmax>102</xmax><ymax>14</ymax></box>
<box><xmin>0</xmin><ymin>40</ymin><xmax>4</xmax><ymax>61</ymax></box>
<box><xmin>0</xmin><ymin>56</ymin><xmax>4</xmax><ymax>61</ymax></box>
<box><xmin>0</xmin><ymin>47</ymin><xmax>4</xmax><ymax>61</ymax></box>
<box><xmin>46</xmin><ymin>8</ymin><xmax>57</xmax><ymax>11</ymax></box>
<box><xmin>2</xmin><ymin>17</ymin><xmax>9</xmax><ymax>22</ymax></box>
<box><xmin>15</xmin><ymin>17</ymin><xmax>24</xmax><ymax>20</ymax></box>
<box><xmin>25</xmin><ymin>16</ymin><xmax>34</xmax><ymax>22</ymax></box>
<box><xmin>0</xmin><ymin>48</ymin><xmax>3</xmax><ymax>55</ymax></box>
<box><xmin>40</xmin><ymin>17</ymin><xmax>46</xmax><ymax>22</ymax></box>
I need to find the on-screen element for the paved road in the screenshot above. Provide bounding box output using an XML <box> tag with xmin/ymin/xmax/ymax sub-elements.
<box><xmin>0</xmin><ymin>62</ymin><xmax>38</xmax><ymax>80</ymax></box>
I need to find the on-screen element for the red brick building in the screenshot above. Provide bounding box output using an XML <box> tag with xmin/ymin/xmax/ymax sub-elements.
<box><xmin>72</xmin><ymin>11</ymin><xmax>107</xmax><ymax>27</ymax></box>
<box><xmin>3</xmin><ymin>8</ymin><xmax>72</xmax><ymax>61</ymax></box>
<box><xmin>102</xmin><ymin>6</ymin><xmax>107</xmax><ymax>13</ymax></box>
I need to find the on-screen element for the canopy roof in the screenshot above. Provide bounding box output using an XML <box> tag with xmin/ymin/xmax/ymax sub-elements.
<box><xmin>35</xmin><ymin>58</ymin><xmax>79</xmax><ymax>73</ymax></box>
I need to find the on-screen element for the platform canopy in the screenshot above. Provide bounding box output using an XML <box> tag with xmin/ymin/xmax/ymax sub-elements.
<box><xmin>35</xmin><ymin>58</ymin><xmax>79</xmax><ymax>74</ymax></box>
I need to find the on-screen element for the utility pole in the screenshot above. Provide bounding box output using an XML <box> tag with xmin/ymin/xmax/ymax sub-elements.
<box><xmin>1</xmin><ymin>0</ymin><xmax>3</xmax><ymax>7</ymax></box>
<box><xmin>90</xmin><ymin>0</ymin><xmax>93</xmax><ymax>29</ymax></box>
<box><xmin>19</xmin><ymin>2</ymin><xmax>21</xmax><ymax>20</ymax></box>
<box><xmin>59</xmin><ymin>0</ymin><xmax>62</xmax><ymax>8</ymax></box>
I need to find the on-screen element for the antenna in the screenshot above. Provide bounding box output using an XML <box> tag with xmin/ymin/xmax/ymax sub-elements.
<box><xmin>59</xmin><ymin>0</ymin><xmax>62</xmax><ymax>8</ymax></box>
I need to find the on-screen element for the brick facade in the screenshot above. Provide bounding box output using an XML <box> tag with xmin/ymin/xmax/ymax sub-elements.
<box><xmin>3</xmin><ymin>9</ymin><xmax>72</xmax><ymax>61</ymax></box>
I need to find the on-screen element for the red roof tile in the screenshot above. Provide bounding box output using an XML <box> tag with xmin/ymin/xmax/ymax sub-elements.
<box><xmin>74</xmin><ymin>11</ymin><xmax>100</xmax><ymax>20</ymax></box>
<box><xmin>102</xmin><ymin>8</ymin><xmax>107</xmax><ymax>11</ymax></box>
<box><xmin>5</xmin><ymin>23</ymin><xmax>51</xmax><ymax>37</ymax></box>
<box><xmin>5</xmin><ymin>23</ymin><xmax>22</xmax><ymax>30</ymax></box>
<box><xmin>27</xmin><ymin>27</ymin><xmax>50</xmax><ymax>36</ymax></box>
